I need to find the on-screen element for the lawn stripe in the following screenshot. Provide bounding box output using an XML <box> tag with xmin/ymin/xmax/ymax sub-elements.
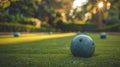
<box><xmin>0</xmin><ymin>33</ymin><xmax>76</xmax><ymax>45</ymax></box>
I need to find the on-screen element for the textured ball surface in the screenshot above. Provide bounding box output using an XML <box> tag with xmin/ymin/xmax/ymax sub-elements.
<box><xmin>14</xmin><ymin>32</ymin><xmax>20</xmax><ymax>37</ymax></box>
<box><xmin>100</xmin><ymin>32</ymin><xmax>106</xmax><ymax>39</ymax></box>
<box><xmin>70</xmin><ymin>35</ymin><xmax>95</xmax><ymax>57</ymax></box>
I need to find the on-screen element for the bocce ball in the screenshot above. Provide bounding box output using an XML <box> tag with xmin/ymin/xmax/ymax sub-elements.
<box><xmin>13</xmin><ymin>32</ymin><xmax>20</xmax><ymax>37</ymax></box>
<box><xmin>100</xmin><ymin>32</ymin><xmax>106</xmax><ymax>39</ymax></box>
<box><xmin>70</xmin><ymin>35</ymin><xmax>95</xmax><ymax>57</ymax></box>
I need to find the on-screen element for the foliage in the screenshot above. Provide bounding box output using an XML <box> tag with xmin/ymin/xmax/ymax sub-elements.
<box><xmin>82</xmin><ymin>0</ymin><xmax>120</xmax><ymax>25</ymax></box>
<box><xmin>0</xmin><ymin>23</ymin><xmax>38</xmax><ymax>32</ymax></box>
<box><xmin>0</xmin><ymin>0</ymin><xmax>73</xmax><ymax>31</ymax></box>
<box><xmin>41</xmin><ymin>0</ymin><xmax>73</xmax><ymax>13</ymax></box>
<box><xmin>104</xmin><ymin>18</ymin><xmax>120</xmax><ymax>25</ymax></box>
<box><xmin>93</xmin><ymin>23</ymin><xmax>120</xmax><ymax>32</ymax></box>
<box><xmin>41</xmin><ymin>22</ymin><xmax>61</xmax><ymax>32</ymax></box>
<box><xmin>104</xmin><ymin>9</ymin><xmax>120</xmax><ymax>25</ymax></box>
<box><xmin>63</xmin><ymin>24</ymin><xmax>97</xmax><ymax>32</ymax></box>
<box><xmin>0</xmin><ymin>22</ymin><xmax>61</xmax><ymax>32</ymax></box>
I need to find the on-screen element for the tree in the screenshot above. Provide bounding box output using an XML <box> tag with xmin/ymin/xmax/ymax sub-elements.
<box><xmin>40</xmin><ymin>0</ymin><xmax>73</xmax><ymax>28</ymax></box>
<box><xmin>0</xmin><ymin>0</ymin><xmax>74</xmax><ymax>30</ymax></box>
<box><xmin>106</xmin><ymin>0</ymin><xmax>120</xmax><ymax>25</ymax></box>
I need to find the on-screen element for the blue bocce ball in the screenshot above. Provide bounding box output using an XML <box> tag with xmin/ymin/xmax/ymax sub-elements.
<box><xmin>70</xmin><ymin>35</ymin><xmax>95</xmax><ymax>57</ymax></box>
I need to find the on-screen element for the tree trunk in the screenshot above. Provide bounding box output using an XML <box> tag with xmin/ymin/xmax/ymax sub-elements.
<box><xmin>96</xmin><ymin>10</ymin><xmax>103</xmax><ymax>28</ymax></box>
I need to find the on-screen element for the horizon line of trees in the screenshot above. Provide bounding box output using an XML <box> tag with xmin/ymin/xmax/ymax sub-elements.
<box><xmin>0</xmin><ymin>0</ymin><xmax>120</xmax><ymax>32</ymax></box>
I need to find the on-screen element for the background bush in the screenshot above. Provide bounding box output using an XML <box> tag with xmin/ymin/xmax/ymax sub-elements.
<box><xmin>63</xmin><ymin>24</ymin><xmax>97</xmax><ymax>32</ymax></box>
<box><xmin>0</xmin><ymin>23</ymin><xmax>38</xmax><ymax>32</ymax></box>
<box><xmin>93</xmin><ymin>23</ymin><xmax>120</xmax><ymax>32</ymax></box>
<box><xmin>0</xmin><ymin>22</ymin><xmax>61</xmax><ymax>32</ymax></box>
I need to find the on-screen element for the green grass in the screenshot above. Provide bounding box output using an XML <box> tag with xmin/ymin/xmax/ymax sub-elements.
<box><xmin>0</xmin><ymin>33</ymin><xmax>120</xmax><ymax>67</ymax></box>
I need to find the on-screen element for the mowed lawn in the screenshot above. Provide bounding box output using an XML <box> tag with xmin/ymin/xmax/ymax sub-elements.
<box><xmin>0</xmin><ymin>33</ymin><xmax>120</xmax><ymax>67</ymax></box>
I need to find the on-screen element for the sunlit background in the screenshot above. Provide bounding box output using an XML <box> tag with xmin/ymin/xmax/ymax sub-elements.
<box><xmin>0</xmin><ymin>0</ymin><xmax>119</xmax><ymax>32</ymax></box>
<box><xmin>72</xmin><ymin>0</ymin><xmax>87</xmax><ymax>8</ymax></box>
